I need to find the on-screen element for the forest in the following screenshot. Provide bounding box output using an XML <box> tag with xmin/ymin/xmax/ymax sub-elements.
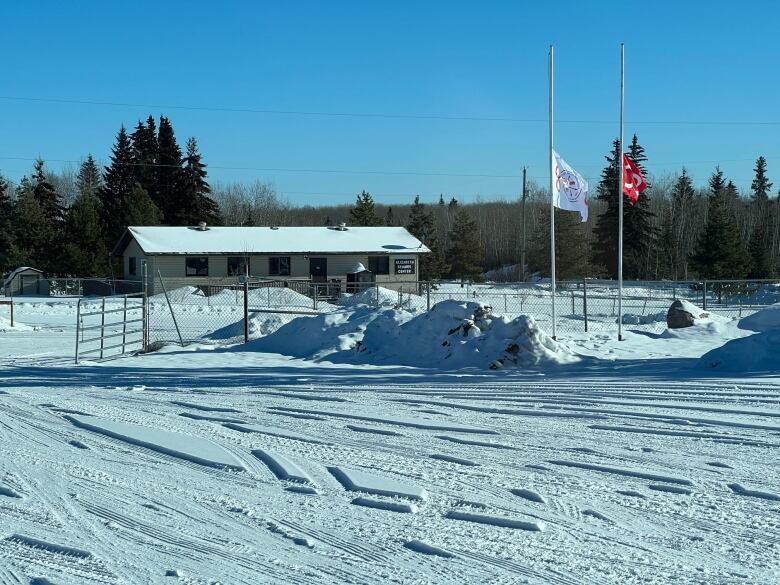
<box><xmin>1</xmin><ymin>115</ymin><xmax>778</xmax><ymax>283</ymax></box>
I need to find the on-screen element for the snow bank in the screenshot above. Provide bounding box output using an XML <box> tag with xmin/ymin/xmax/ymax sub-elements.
<box><xmin>698</xmin><ymin>328</ymin><xmax>780</xmax><ymax>373</ymax></box>
<box><xmin>0</xmin><ymin>316</ymin><xmax>33</xmax><ymax>332</ymax></box>
<box><xmin>621</xmin><ymin>311</ymin><xmax>666</xmax><ymax>325</ymax></box>
<box><xmin>252</xmin><ymin>300</ymin><xmax>577</xmax><ymax>370</ymax></box>
<box><xmin>150</xmin><ymin>286</ymin><xmax>205</xmax><ymax>304</ymax></box>
<box><xmin>337</xmin><ymin>286</ymin><xmax>400</xmax><ymax>308</ymax></box>
<box><xmin>206</xmin><ymin>311</ymin><xmax>297</xmax><ymax>342</ymax></box>
<box><xmin>739</xmin><ymin>303</ymin><xmax>780</xmax><ymax>332</ymax></box>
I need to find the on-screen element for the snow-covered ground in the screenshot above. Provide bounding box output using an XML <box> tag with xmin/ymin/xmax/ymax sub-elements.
<box><xmin>1</xmin><ymin>294</ymin><xmax>779</xmax><ymax>583</ymax></box>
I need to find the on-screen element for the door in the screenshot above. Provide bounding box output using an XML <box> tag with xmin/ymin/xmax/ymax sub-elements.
<box><xmin>309</xmin><ymin>257</ymin><xmax>327</xmax><ymax>283</ymax></box>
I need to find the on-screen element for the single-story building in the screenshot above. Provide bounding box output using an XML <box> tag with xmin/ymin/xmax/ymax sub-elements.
<box><xmin>2</xmin><ymin>267</ymin><xmax>49</xmax><ymax>296</ymax></box>
<box><xmin>112</xmin><ymin>223</ymin><xmax>430</xmax><ymax>295</ymax></box>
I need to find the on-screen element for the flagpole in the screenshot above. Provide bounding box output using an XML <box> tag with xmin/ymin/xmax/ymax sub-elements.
<box><xmin>617</xmin><ymin>43</ymin><xmax>625</xmax><ymax>341</ymax></box>
<box><xmin>549</xmin><ymin>44</ymin><xmax>557</xmax><ymax>340</ymax></box>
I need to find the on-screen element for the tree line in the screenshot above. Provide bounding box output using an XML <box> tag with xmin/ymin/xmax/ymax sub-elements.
<box><xmin>1</xmin><ymin>117</ymin><xmax>778</xmax><ymax>283</ymax></box>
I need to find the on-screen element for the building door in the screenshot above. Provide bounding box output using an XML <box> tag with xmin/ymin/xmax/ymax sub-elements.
<box><xmin>309</xmin><ymin>257</ymin><xmax>327</xmax><ymax>283</ymax></box>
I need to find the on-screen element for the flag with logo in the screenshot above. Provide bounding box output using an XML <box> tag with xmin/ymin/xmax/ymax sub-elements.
<box><xmin>622</xmin><ymin>154</ymin><xmax>647</xmax><ymax>205</ymax></box>
<box><xmin>552</xmin><ymin>150</ymin><xmax>589</xmax><ymax>222</ymax></box>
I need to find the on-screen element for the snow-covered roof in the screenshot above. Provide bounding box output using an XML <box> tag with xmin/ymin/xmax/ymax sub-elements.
<box><xmin>115</xmin><ymin>226</ymin><xmax>430</xmax><ymax>256</ymax></box>
<box><xmin>2</xmin><ymin>266</ymin><xmax>43</xmax><ymax>288</ymax></box>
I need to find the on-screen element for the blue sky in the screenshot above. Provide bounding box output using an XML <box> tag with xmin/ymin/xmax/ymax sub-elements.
<box><xmin>1</xmin><ymin>0</ymin><xmax>778</xmax><ymax>205</ymax></box>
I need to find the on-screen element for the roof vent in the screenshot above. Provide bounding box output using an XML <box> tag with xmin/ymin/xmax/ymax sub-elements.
<box><xmin>336</xmin><ymin>222</ymin><xmax>348</xmax><ymax>231</ymax></box>
<box><xmin>197</xmin><ymin>221</ymin><xmax>208</xmax><ymax>231</ymax></box>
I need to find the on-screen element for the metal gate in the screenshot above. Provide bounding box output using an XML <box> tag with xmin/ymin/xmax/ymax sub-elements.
<box><xmin>75</xmin><ymin>293</ymin><xmax>147</xmax><ymax>363</ymax></box>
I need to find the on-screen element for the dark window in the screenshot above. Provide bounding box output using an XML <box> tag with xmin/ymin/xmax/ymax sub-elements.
<box><xmin>269</xmin><ymin>256</ymin><xmax>291</xmax><ymax>276</ymax></box>
<box><xmin>227</xmin><ymin>256</ymin><xmax>250</xmax><ymax>276</ymax></box>
<box><xmin>185</xmin><ymin>256</ymin><xmax>209</xmax><ymax>276</ymax></box>
<box><xmin>368</xmin><ymin>256</ymin><xmax>389</xmax><ymax>275</ymax></box>
<box><xmin>128</xmin><ymin>257</ymin><xmax>137</xmax><ymax>276</ymax></box>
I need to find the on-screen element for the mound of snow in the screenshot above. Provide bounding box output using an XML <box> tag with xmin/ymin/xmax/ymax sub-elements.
<box><xmin>247</xmin><ymin>286</ymin><xmax>316</xmax><ymax>309</ymax></box>
<box><xmin>739</xmin><ymin>303</ymin><xmax>780</xmax><ymax>332</ymax></box>
<box><xmin>621</xmin><ymin>311</ymin><xmax>667</xmax><ymax>325</ymax></box>
<box><xmin>337</xmin><ymin>286</ymin><xmax>401</xmax><ymax>309</ymax></box>
<box><xmin>150</xmin><ymin>286</ymin><xmax>205</xmax><ymax>304</ymax></box>
<box><xmin>252</xmin><ymin>300</ymin><xmax>577</xmax><ymax>370</ymax></box>
<box><xmin>0</xmin><ymin>316</ymin><xmax>33</xmax><ymax>332</ymax></box>
<box><xmin>206</xmin><ymin>311</ymin><xmax>298</xmax><ymax>342</ymax></box>
<box><xmin>698</xmin><ymin>328</ymin><xmax>780</xmax><ymax>373</ymax></box>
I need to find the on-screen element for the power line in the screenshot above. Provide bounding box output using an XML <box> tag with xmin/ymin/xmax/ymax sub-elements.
<box><xmin>1</xmin><ymin>94</ymin><xmax>779</xmax><ymax>126</ymax></box>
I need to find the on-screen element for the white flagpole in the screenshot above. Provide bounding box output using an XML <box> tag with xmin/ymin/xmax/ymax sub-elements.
<box><xmin>549</xmin><ymin>45</ymin><xmax>557</xmax><ymax>340</ymax></box>
<box><xmin>617</xmin><ymin>43</ymin><xmax>625</xmax><ymax>341</ymax></box>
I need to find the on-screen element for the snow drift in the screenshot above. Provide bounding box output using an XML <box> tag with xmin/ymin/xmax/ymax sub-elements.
<box><xmin>250</xmin><ymin>300</ymin><xmax>578</xmax><ymax>370</ymax></box>
<box><xmin>739</xmin><ymin>302</ymin><xmax>780</xmax><ymax>332</ymax></box>
<box><xmin>0</xmin><ymin>316</ymin><xmax>32</xmax><ymax>332</ymax></box>
<box><xmin>698</xmin><ymin>327</ymin><xmax>780</xmax><ymax>373</ymax></box>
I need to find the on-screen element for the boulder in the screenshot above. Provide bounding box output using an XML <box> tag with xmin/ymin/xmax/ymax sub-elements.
<box><xmin>666</xmin><ymin>300</ymin><xmax>708</xmax><ymax>329</ymax></box>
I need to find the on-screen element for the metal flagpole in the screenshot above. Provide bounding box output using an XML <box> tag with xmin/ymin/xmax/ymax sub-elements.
<box><xmin>549</xmin><ymin>45</ymin><xmax>557</xmax><ymax>340</ymax></box>
<box><xmin>617</xmin><ymin>43</ymin><xmax>625</xmax><ymax>341</ymax></box>
<box><xmin>521</xmin><ymin>166</ymin><xmax>527</xmax><ymax>281</ymax></box>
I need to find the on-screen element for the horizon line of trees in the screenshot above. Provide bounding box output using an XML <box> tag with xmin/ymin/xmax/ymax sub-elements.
<box><xmin>1</xmin><ymin>117</ymin><xmax>779</xmax><ymax>283</ymax></box>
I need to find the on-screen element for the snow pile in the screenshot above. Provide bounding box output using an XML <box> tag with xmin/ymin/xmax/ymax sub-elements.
<box><xmin>355</xmin><ymin>301</ymin><xmax>578</xmax><ymax>369</ymax></box>
<box><xmin>247</xmin><ymin>286</ymin><xmax>315</xmax><ymax>309</ymax></box>
<box><xmin>337</xmin><ymin>286</ymin><xmax>400</xmax><ymax>308</ymax></box>
<box><xmin>739</xmin><ymin>302</ymin><xmax>780</xmax><ymax>332</ymax></box>
<box><xmin>206</xmin><ymin>311</ymin><xmax>298</xmax><ymax>342</ymax></box>
<box><xmin>0</xmin><ymin>316</ymin><xmax>33</xmax><ymax>332</ymax></box>
<box><xmin>698</xmin><ymin>327</ymin><xmax>780</xmax><ymax>373</ymax></box>
<box><xmin>620</xmin><ymin>311</ymin><xmax>667</xmax><ymax>325</ymax></box>
<box><xmin>252</xmin><ymin>300</ymin><xmax>577</xmax><ymax>370</ymax></box>
<box><xmin>150</xmin><ymin>286</ymin><xmax>205</xmax><ymax>304</ymax></box>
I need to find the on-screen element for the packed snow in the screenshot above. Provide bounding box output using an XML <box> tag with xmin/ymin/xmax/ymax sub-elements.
<box><xmin>1</xmin><ymin>292</ymin><xmax>779</xmax><ymax>583</ymax></box>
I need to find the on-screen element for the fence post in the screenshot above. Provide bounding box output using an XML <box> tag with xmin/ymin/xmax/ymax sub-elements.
<box><xmin>158</xmin><ymin>269</ymin><xmax>184</xmax><ymax>346</ymax></box>
<box><xmin>75</xmin><ymin>300</ymin><xmax>81</xmax><ymax>364</ymax></box>
<box><xmin>142</xmin><ymin>261</ymin><xmax>149</xmax><ymax>352</ymax></box>
<box><xmin>583</xmin><ymin>278</ymin><xmax>588</xmax><ymax>333</ymax></box>
<box><xmin>571</xmin><ymin>291</ymin><xmax>575</xmax><ymax>315</ymax></box>
<box><xmin>703</xmin><ymin>280</ymin><xmax>707</xmax><ymax>311</ymax></box>
<box><xmin>122</xmin><ymin>296</ymin><xmax>128</xmax><ymax>354</ymax></box>
<box><xmin>375</xmin><ymin>282</ymin><xmax>380</xmax><ymax>308</ymax></box>
<box><xmin>313</xmin><ymin>284</ymin><xmax>318</xmax><ymax>311</ymax></box>
<box><xmin>244</xmin><ymin>280</ymin><xmax>249</xmax><ymax>343</ymax></box>
<box><xmin>99</xmin><ymin>297</ymin><xmax>106</xmax><ymax>360</ymax></box>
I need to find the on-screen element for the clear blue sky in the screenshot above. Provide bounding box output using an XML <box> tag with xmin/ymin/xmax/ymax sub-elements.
<box><xmin>1</xmin><ymin>0</ymin><xmax>778</xmax><ymax>205</ymax></box>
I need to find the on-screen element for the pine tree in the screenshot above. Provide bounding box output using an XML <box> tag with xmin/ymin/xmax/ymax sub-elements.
<box><xmin>406</xmin><ymin>195</ymin><xmax>448</xmax><ymax>280</ymax></box>
<box><xmin>438</xmin><ymin>194</ymin><xmax>445</xmax><ymax>206</ymax></box>
<box><xmin>12</xmin><ymin>181</ymin><xmax>50</xmax><ymax>271</ymax></box>
<box><xmin>173</xmin><ymin>137</ymin><xmax>220</xmax><ymax>225</ymax></box>
<box><xmin>130</xmin><ymin>116</ymin><xmax>158</xmax><ymax>200</ymax></box>
<box><xmin>349</xmin><ymin>191</ymin><xmax>383</xmax><ymax>226</ymax></box>
<box><xmin>62</xmin><ymin>188</ymin><xmax>109</xmax><ymax>276</ymax></box>
<box><xmin>385</xmin><ymin>206</ymin><xmax>394</xmax><ymax>226</ymax></box>
<box><xmin>0</xmin><ymin>173</ymin><xmax>19</xmax><ymax>272</ymax></box>
<box><xmin>690</xmin><ymin>167</ymin><xmax>749</xmax><ymax>279</ymax></box>
<box><xmin>77</xmin><ymin>155</ymin><xmax>102</xmax><ymax>197</ymax></box>
<box><xmin>530</xmin><ymin>207</ymin><xmax>589</xmax><ymax>280</ymax></box>
<box><xmin>32</xmin><ymin>158</ymin><xmax>64</xmax><ymax>224</ymax></box>
<box><xmin>447</xmin><ymin>208</ymin><xmax>484</xmax><ymax>281</ymax></box>
<box><xmin>100</xmin><ymin>126</ymin><xmax>136</xmax><ymax>246</ymax></box>
<box><xmin>592</xmin><ymin>136</ymin><xmax>656</xmax><ymax>279</ymax></box>
<box><xmin>751</xmin><ymin>156</ymin><xmax>773</xmax><ymax>203</ymax></box>
<box><xmin>748</xmin><ymin>226</ymin><xmax>772</xmax><ymax>278</ymax></box>
<box><xmin>156</xmin><ymin>116</ymin><xmax>183</xmax><ymax>222</ymax></box>
<box><xmin>121</xmin><ymin>184</ymin><xmax>162</xmax><ymax>226</ymax></box>
<box><xmin>748</xmin><ymin>156</ymin><xmax>773</xmax><ymax>277</ymax></box>
<box><xmin>660</xmin><ymin>169</ymin><xmax>696</xmax><ymax>279</ymax></box>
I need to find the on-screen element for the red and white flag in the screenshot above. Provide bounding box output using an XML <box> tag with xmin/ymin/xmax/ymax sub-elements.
<box><xmin>622</xmin><ymin>154</ymin><xmax>647</xmax><ymax>205</ymax></box>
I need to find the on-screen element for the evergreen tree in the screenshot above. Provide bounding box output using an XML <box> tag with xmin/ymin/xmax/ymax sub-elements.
<box><xmin>751</xmin><ymin>156</ymin><xmax>773</xmax><ymax>203</ymax></box>
<box><xmin>530</xmin><ymin>207</ymin><xmax>589</xmax><ymax>280</ymax></box>
<box><xmin>130</xmin><ymin>115</ymin><xmax>158</xmax><ymax>200</ymax></box>
<box><xmin>438</xmin><ymin>194</ymin><xmax>445</xmax><ymax>206</ymax></box>
<box><xmin>100</xmin><ymin>126</ymin><xmax>136</xmax><ymax>246</ymax></box>
<box><xmin>349</xmin><ymin>191</ymin><xmax>383</xmax><ymax>226</ymax></box>
<box><xmin>0</xmin><ymin>174</ymin><xmax>19</xmax><ymax>272</ymax></box>
<box><xmin>748</xmin><ymin>156</ymin><xmax>773</xmax><ymax>277</ymax></box>
<box><xmin>385</xmin><ymin>206</ymin><xmax>394</xmax><ymax>226</ymax></box>
<box><xmin>660</xmin><ymin>169</ymin><xmax>696</xmax><ymax>279</ymax></box>
<box><xmin>77</xmin><ymin>155</ymin><xmax>102</xmax><ymax>197</ymax></box>
<box><xmin>32</xmin><ymin>158</ymin><xmax>64</xmax><ymax>224</ymax></box>
<box><xmin>406</xmin><ymin>195</ymin><xmax>448</xmax><ymax>281</ymax></box>
<box><xmin>12</xmin><ymin>181</ymin><xmax>50</xmax><ymax>270</ymax></box>
<box><xmin>747</xmin><ymin>226</ymin><xmax>772</xmax><ymax>278</ymax></box>
<box><xmin>155</xmin><ymin>116</ymin><xmax>183</xmax><ymax>222</ymax></box>
<box><xmin>62</xmin><ymin>188</ymin><xmax>109</xmax><ymax>276</ymax></box>
<box><xmin>592</xmin><ymin>136</ymin><xmax>656</xmax><ymax>279</ymax></box>
<box><xmin>173</xmin><ymin>137</ymin><xmax>220</xmax><ymax>225</ymax></box>
<box><xmin>447</xmin><ymin>208</ymin><xmax>484</xmax><ymax>281</ymax></box>
<box><xmin>690</xmin><ymin>167</ymin><xmax>749</xmax><ymax>279</ymax></box>
<box><xmin>120</xmin><ymin>183</ymin><xmax>162</xmax><ymax>227</ymax></box>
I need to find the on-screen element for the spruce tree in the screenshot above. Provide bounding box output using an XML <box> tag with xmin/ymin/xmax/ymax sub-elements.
<box><xmin>406</xmin><ymin>195</ymin><xmax>448</xmax><ymax>281</ymax></box>
<box><xmin>751</xmin><ymin>156</ymin><xmax>772</xmax><ymax>203</ymax></box>
<box><xmin>530</xmin><ymin>207</ymin><xmax>589</xmax><ymax>280</ymax></box>
<box><xmin>385</xmin><ymin>206</ymin><xmax>394</xmax><ymax>226</ymax></box>
<box><xmin>592</xmin><ymin>136</ymin><xmax>656</xmax><ymax>279</ymax></box>
<box><xmin>690</xmin><ymin>167</ymin><xmax>749</xmax><ymax>279</ymax></box>
<box><xmin>349</xmin><ymin>191</ymin><xmax>383</xmax><ymax>226</ymax></box>
<box><xmin>130</xmin><ymin>116</ymin><xmax>158</xmax><ymax>200</ymax></box>
<box><xmin>121</xmin><ymin>184</ymin><xmax>162</xmax><ymax>226</ymax></box>
<box><xmin>77</xmin><ymin>155</ymin><xmax>102</xmax><ymax>197</ymax></box>
<box><xmin>100</xmin><ymin>126</ymin><xmax>136</xmax><ymax>246</ymax></box>
<box><xmin>447</xmin><ymin>208</ymin><xmax>484</xmax><ymax>282</ymax></box>
<box><xmin>12</xmin><ymin>181</ymin><xmax>50</xmax><ymax>271</ymax></box>
<box><xmin>32</xmin><ymin>159</ymin><xmax>64</xmax><ymax>224</ymax></box>
<box><xmin>62</xmin><ymin>188</ymin><xmax>109</xmax><ymax>276</ymax></box>
<box><xmin>0</xmin><ymin>174</ymin><xmax>19</xmax><ymax>272</ymax></box>
<box><xmin>748</xmin><ymin>156</ymin><xmax>773</xmax><ymax>277</ymax></box>
<box><xmin>172</xmin><ymin>137</ymin><xmax>220</xmax><ymax>226</ymax></box>
<box><xmin>156</xmin><ymin>116</ymin><xmax>183</xmax><ymax>222</ymax></box>
<box><xmin>660</xmin><ymin>169</ymin><xmax>696</xmax><ymax>279</ymax></box>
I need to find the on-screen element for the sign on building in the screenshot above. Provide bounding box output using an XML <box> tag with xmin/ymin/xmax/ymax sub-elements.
<box><xmin>394</xmin><ymin>258</ymin><xmax>416</xmax><ymax>275</ymax></box>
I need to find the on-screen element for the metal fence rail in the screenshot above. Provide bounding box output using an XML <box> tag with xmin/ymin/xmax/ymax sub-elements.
<box><xmin>75</xmin><ymin>293</ymin><xmax>146</xmax><ymax>363</ymax></box>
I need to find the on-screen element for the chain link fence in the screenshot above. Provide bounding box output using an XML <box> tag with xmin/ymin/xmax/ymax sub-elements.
<box><xmin>124</xmin><ymin>277</ymin><xmax>780</xmax><ymax>346</ymax></box>
<box><xmin>2</xmin><ymin>277</ymin><xmax>143</xmax><ymax>298</ymax></box>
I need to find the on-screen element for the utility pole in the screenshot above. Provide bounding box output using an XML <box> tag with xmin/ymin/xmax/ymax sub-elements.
<box><xmin>520</xmin><ymin>166</ymin><xmax>528</xmax><ymax>281</ymax></box>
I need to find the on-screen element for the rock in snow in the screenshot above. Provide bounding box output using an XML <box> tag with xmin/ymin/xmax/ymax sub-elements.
<box><xmin>666</xmin><ymin>299</ymin><xmax>709</xmax><ymax>329</ymax></box>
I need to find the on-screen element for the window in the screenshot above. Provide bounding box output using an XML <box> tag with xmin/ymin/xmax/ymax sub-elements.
<box><xmin>128</xmin><ymin>257</ymin><xmax>137</xmax><ymax>276</ymax></box>
<box><xmin>269</xmin><ymin>256</ymin><xmax>291</xmax><ymax>276</ymax></box>
<box><xmin>227</xmin><ymin>256</ymin><xmax>250</xmax><ymax>277</ymax></box>
<box><xmin>185</xmin><ymin>256</ymin><xmax>209</xmax><ymax>276</ymax></box>
<box><xmin>368</xmin><ymin>256</ymin><xmax>389</xmax><ymax>275</ymax></box>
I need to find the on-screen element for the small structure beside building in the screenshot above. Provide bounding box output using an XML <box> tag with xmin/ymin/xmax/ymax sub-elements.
<box><xmin>2</xmin><ymin>267</ymin><xmax>49</xmax><ymax>296</ymax></box>
<box><xmin>112</xmin><ymin>224</ymin><xmax>429</xmax><ymax>295</ymax></box>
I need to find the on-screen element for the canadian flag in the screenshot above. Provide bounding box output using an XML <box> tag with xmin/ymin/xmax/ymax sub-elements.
<box><xmin>622</xmin><ymin>154</ymin><xmax>647</xmax><ymax>205</ymax></box>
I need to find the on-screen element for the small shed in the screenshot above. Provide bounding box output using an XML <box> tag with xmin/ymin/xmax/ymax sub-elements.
<box><xmin>2</xmin><ymin>267</ymin><xmax>49</xmax><ymax>296</ymax></box>
<box><xmin>346</xmin><ymin>262</ymin><xmax>374</xmax><ymax>293</ymax></box>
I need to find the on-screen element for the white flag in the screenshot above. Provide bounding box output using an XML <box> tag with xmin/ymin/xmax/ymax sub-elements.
<box><xmin>551</xmin><ymin>150</ymin><xmax>589</xmax><ymax>222</ymax></box>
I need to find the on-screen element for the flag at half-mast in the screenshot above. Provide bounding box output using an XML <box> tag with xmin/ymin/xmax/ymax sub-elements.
<box><xmin>552</xmin><ymin>150</ymin><xmax>589</xmax><ymax>222</ymax></box>
<box><xmin>622</xmin><ymin>154</ymin><xmax>647</xmax><ymax>205</ymax></box>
